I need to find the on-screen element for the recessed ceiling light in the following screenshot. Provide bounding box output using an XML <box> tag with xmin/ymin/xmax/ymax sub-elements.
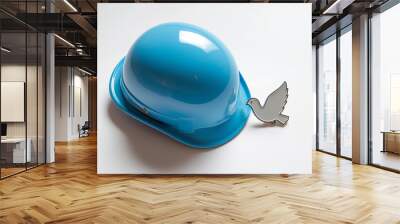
<box><xmin>323</xmin><ymin>0</ymin><xmax>354</xmax><ymax>15</ymax></box>
<box><xmin>1</xmin><ymin>47</ymin><xmax>11</xmax><ymax>53</ymax></box>
<box><xmin>54</xmin><ymin>34</ymin><xmax>75</xmax><ymax>48</ymax></box>
<box><xmin>63</xmin><ymin>0</ymin><xmax>78</xmax><ymax>12</ymax></box>
<box><xmin>78</xmin><ymin>67</ymin><xmax>93</xmax><ymax>76</ymax></box>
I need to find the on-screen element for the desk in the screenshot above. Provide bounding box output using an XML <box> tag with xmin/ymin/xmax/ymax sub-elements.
<box><xmin>382</xmin><ymin>131</ymin><xmax>400</xmax><ymax>154</ymax></box>
<box><xmin>1</xmin><ymin>138</ymin><xmax>31</xmax><ymax>163</ymax></box>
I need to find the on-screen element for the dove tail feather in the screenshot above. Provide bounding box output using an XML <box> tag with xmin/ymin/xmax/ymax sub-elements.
<box><xmin>277</xmin><ymin>114</ymin><xmax>289</xmax><ymax>125</ymax></box>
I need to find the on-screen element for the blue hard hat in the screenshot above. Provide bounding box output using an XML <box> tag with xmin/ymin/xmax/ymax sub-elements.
<box><xmin>109</xmin><ymin>22</ymin><xmax>251</xmax><ymax>149</ymax></box>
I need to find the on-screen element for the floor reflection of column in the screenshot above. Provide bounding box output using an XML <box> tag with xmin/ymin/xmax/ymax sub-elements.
<box><xmin>373</xmin><ymin>150</ymin><xmax>400</xmax><ymax>171</ymax></box>
<box><xmin>1</xmin><ymin>167</ymin><xmax>26</xmax><ymax>177</ymax></box>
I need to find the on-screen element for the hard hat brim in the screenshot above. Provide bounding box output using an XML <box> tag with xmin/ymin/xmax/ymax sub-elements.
<box><xmin>109</xmin><ymin>58</ymin><xmax>251</xmax><ymax>149</ymax></box>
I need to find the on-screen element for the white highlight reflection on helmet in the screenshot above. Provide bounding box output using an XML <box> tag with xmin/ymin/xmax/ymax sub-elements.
<box><xmin>179</xmin><ymin>31</ymin><xmax>218</xmax><ymax>53</ymax></box>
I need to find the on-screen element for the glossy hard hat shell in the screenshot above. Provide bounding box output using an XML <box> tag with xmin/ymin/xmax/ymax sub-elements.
<box><xmin>109</xmin><ymin>22</ymin><xmax>251</xmax><ymax>149</ymax></box>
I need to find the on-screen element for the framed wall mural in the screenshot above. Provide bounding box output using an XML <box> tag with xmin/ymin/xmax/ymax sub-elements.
<box><xmin>98</xmin><ymin>3</ymin><xmax>312</xmax><ymax>174</ymax></box>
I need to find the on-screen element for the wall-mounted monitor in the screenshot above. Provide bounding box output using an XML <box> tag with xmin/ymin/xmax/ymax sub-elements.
<box><xmin>1</xmin><ymin>123</ymin><xmax>7</xmax><ymax>137</ymax></box>
<box><xmin>1</xmin><ymin>81</ymin><xmax>25</xmax><ymax>122</ymax></box>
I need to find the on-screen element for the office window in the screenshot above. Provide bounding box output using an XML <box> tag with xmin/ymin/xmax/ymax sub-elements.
<box><xmin>318</xmin><ymin>37</ymin><xmax>337</xmax><ymax>154</ymax></box>
<box><xmin>340</xmin><ymin>29</ymin><xmax>352</xmax><ymax>158</ymax></box>
<box><xmin>370</xmin><ymin>3</ymin><xmax>400</xmax><ymax>171</ymax></box>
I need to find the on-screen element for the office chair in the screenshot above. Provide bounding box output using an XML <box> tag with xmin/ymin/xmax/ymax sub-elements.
<box><xmin>79</xmin><ymin>121</ymin><xmax>90</xmax><ymax>138</ymax></box>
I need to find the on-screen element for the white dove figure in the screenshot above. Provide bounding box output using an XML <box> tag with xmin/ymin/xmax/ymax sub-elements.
<box><xmin>247</xmin><ymin>81</ymin><xmax>289</xmax><ymax>126</ymax></box>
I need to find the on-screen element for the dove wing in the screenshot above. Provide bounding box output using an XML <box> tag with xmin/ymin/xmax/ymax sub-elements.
<box><xmin>262</xmin><ymin>82</ymin><xmax>288</xmax><ymax>115</ymax></box>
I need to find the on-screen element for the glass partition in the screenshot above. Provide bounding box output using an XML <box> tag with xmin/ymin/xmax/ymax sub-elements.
<box><xmin>1</xmin><ymin>31</ymin><xmax>28</xmax><ymax>178</ymax></box>
<box><xmin>0</xmin><ymin>1</ymin><xmax>46</xmax><ymax>179</ymax></box>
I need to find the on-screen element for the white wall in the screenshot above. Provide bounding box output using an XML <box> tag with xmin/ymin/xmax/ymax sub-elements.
<box><xmin>97</xmin><ymin>3</ymin><xmax>313</xmax><ymax>174</ymax></box>
<box><xmin>71</xmin><ymin>73</ymin><xmax>89</xmax><ymax>138</ymax></box>
<box><xmin>55</xmin><ymin>66</ymin><xmax>69</xmax><ymax>141</ymax></box>
<box><xmin>55</xmin><ymin>67</ymin><xmax>89</xmax><ymax>141</ymax></box>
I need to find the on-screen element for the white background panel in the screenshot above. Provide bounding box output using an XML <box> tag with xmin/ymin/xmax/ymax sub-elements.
<box><xmin>97</xmin><ymin>3</ymin><xmax>312</xmax><ymax>174</ymax></box>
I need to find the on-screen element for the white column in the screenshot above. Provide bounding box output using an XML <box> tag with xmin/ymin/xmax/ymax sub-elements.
<box><xmin>46</xmin><ymin>32</ymin><xmax>55</xmax><ymax>163</ymax></box>
<box><xmin>352</xmin><ymin>14</ymin><xmax>369</xmax><ymax>164</ymax></box>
